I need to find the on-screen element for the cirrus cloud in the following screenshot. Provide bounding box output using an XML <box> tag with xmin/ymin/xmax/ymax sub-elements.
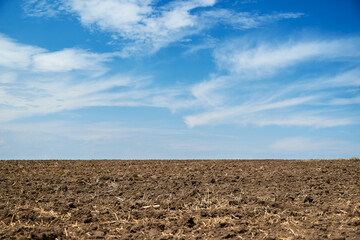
<box><xmin>0</xmin><ymin>34</ymin><xmax>111</xmax><ymax>74</ymax></box>
<box><xmin>23</xmin><ymin>0</ymin><xmax>303</xmax><ymax>56</ymax></box>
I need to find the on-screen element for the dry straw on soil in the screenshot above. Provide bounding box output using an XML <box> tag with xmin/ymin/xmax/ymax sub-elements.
<box><xmin>0</xmin><ymin>159</ymin><xmax>359</xmax><ymax>239</ymax></box>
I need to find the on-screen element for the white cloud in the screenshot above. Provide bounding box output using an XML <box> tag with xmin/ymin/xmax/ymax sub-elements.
<box><xmin>183</xmin><ymin>37</ymin><xmax>360</xmax><ymax>128</ymax></box>
<box><xmin>0</xmin><ymin>35</ymin><xmax>110</xmax><ymax>74</ymax></box>
<box><xmin>324</xmin><ymin>68</ymin><xmax>360</xmax><ymax>87</ymax></box>
<box><xmin>23</xmin><ymin>0</ymin><xmax>65</xmax><ymax>17</ymax></box>
<box><xmin>184</xmin><ymin>83</ymin><xmax>359</xmax><ymax>128</ymax></box>
<box><xmin>3</xmin><ymin>34</ymin><xmax>355</xmax><ymax>129</ymax></box>
<box><xmin>59</xmin><ymin>0</ymin><xmax>216</xmax><ymax>55</ymax></box>
<box><xmin>201</xmin><ymin>10</ymin><xmax>303</xmax><ymax>30</ymax></box>
<box><xmin>0</xmin><ymin>34</ymin><xmax>201</xmax><ymax>123</ymax></box>
<box><xmin>32</xmin><ymin>48</ymin><xmax>111</xmax><ymax>73</ymax></box>
<box><xmin>183</xmin><ymin>36</ymin><xmax>219</xmax><ymax>55</ymax></box>
<box><xmin>191</xmin><ymin>76</ymin><xmax>230</xmax><ymax>107</ymax></box>
<box><xmin>214</xmin><ymin>37</ymin><xmax>360</xmax><ymax>78</ymax></box>
<box><xmin>69</xmin><ymin>0</ymin><xmax>153</xmax><ymax>29</ymax></box>
<box><xmin>0</xmin><ymin>69</ymin><xmax>197</xmax><ymax>123</ymax></box>
<box><xmin>280</xmin><ymin>68</ymin><xmax>360</xmax><ymax>94</ymax></box>
<box><xmin>1</xmin><ymin>27</ymin><xmax>359</xmax><ymax>130</ymax></box>
<box><xmin>184</xmin><ymin>96</ymin><xmax>316</xmax><ymax>127</ymax></box>
<box><xmin>0</xmin><ymin>74</ymin><xmax>143</xmax><ymax>122</ymax></box>
<box><xmin>23</xmin><ymin>0</ymin><xmax>303</xmax><ymax>56</ymax></box>
<box><xmin>0</xmin><ymin>34</ymin><xmax>45</xmax><ymax>70</ymax></box>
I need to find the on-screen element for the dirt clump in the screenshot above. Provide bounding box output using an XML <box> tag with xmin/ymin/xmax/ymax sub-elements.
<box><xmin>0</xmin><ymin>159</ymin><xmax>359</xmax><ymax>239</ymax></box>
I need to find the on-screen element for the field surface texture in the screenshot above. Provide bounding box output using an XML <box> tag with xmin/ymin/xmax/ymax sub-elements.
<box><xmin>1</xmin><ymin>160</ymin><xmax>360</xmax><ymax>239</ymax></box>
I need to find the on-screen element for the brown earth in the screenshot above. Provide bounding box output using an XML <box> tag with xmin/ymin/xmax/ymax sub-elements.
<box><xmin>0</xmin><ymin>159</ymin><xmax>359</xmax><ymax>239</ymax></box>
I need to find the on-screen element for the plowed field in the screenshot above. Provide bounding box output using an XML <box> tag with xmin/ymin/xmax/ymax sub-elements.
<box><xmin>1</xmin><ymin>160</ymin><xmax>359</xmax><ymax>239</ymax></box>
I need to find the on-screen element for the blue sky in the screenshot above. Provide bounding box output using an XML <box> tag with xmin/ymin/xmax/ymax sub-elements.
<box><xmin>0</xmin><ymin>0</ymin><xmax>359</xmax><ymax>159</ymax></box>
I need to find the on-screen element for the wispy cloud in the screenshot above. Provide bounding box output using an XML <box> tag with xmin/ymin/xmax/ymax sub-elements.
<box><xmin>185</xmin><ymin>36</ymin><xmax>360</xmax><ymax>127</ymax></box>
<box><xmin>323</xmin><ymin>68</ymin><xmax>360</xmax><ymax>87</ymax></box>
<box><xmin>190</xmin><ymin>75</ymin><xmax>231</xmax><ymax>107</ymax></box>
<box><xmin>24</xmin><ymin>0</ymin><xmax>217</xmax><ymax>55</ymax></box>
<box><xmin>0</xmin><ymin>72</ymin><xmax>196</xmax><ymax>122</ymax></box>
<box><xmin>201</xmin><ymin>10</ymin><xmax>303</xmax><ymax>30</ymax></box>
<box><xmin>23</xmin><ymin>0</ymin><xmax>303</xmax><ymax>56</ymax></box>
<box><xmin>23</xmin><ymin>0</ymin><xmax>65</xmax><ymax>17</ymax></box>
<box><xmin>1</xmin><ymin>0</ymin><xmax>358</xmax><ymax>160</ymax></box>
<box><xmin>0</xmin><ymin>34</ymin><xmax>111</xmax><ymax>74</ymax></box>
<box><xmin>213</xmin><ymin>37</ymin><xmax>360</xmax><ymax>78</ymax></box>
<box><xmin>1</xmin><ymin>32</ymin><xmax>359</xmax><ymax>129</ymax></box>
<box><xmin>0</xmin><ymin>34</ymin><xmax>202</xmax><ymax>123</ymax></box>
<box><xmin>184</xmin><ymin>96</ymin><xmax>318</xmax><ymax>127</ymax></box>
<box><xmin>0</xmin><ymin>34</ymin><xmax>44</xmax><ymax>70</ymax></box>
<box><xmin>183</xmin><ymin>36</ymin><xmax>219</xmax><ymax>55</ymax></box>
<box><xmin>278</xmin><ymin>68</ymin><xmax>360</xmax><ymax>94</ymax></box>
<box><xmin>0</xmin><ymin>35</ymin><xmax>134</xmax><ymax>121</ymax></box>
<box><xmin>32</xmin><ymin>48</ymin><xmax>111</xmax><ymax>74</ymax></box>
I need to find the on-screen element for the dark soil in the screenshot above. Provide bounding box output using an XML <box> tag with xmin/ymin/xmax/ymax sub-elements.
<box><xmin>0</xmin><ymin>160</ymin><xmax>359</xmax><ymax>239</ymax></box>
